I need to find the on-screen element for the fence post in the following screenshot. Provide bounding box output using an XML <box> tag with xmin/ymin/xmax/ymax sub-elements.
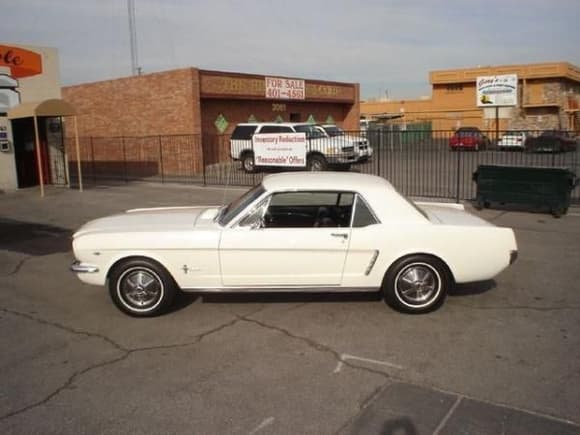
<box><xmin>455</xmin><ymin>146</ymin><xmax>461</xmax><ymax>203</ymax></box>
<box><xmin>122</xmin><ymin>136</ymin><xmax>128</xmax><ymax>183</ymax></box>
<box><xmin>158</xmin><ymin>135</ymin><xmax>165</xmax><ymax>184</ymax></box>
<box><xmin>376</xmin><ymin>129</ymin><xmax>381</xmax><ymax>177</ymax></box>
<box><xmin>90</xmin><ymin>136</ymin><xmax>96</xmax><ymax>185</ymax></box>
<box><xmin>201</xmin><ymin>135</ymin><xmax>207</xmax><ymax>186</ymax></box>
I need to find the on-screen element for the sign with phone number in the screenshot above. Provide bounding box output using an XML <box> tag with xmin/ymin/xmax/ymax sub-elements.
<box><xmin>265</xmin><ymin>77</ymin><xmax>305</xmax><ymax>100</ymax></box>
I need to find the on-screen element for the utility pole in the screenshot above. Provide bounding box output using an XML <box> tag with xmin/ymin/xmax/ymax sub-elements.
<box><xmin>128</xmin><ymin>0</ymin><xmax>141</xmax><ymax>75</ymax></box>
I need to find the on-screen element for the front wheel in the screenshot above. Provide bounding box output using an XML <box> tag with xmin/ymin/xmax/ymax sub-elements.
<box><xmin>241</xmin><ymin>152</ymin><xmax>255</xmax><ymax>173</ymax></box>
<box><xmin>307</xmin><ymin>155</ymin><xmax>328</xmax><ymax>171</ymax></box>
<box><xmin>383</xmin><ymin>255</ymin><xmax>450</xmax><ymax>313</ymax></box>
<box><xmin>108</xmin><ymin>258</ymin><xmax>177</xmax><ymax>317</ymax></box>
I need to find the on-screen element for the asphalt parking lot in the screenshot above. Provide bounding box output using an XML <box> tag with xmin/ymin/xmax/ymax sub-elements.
<box><xmin>1</xmin><ymin>182</ymin><xmax>579</xmax><ymax>434</ymax></box>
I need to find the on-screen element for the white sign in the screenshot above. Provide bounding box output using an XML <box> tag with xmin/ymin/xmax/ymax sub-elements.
<box><xmin>253</xmin><ymin>133</ymin><xmax>306</xmax><ymax>167</ymax></box>
<box><xmin>265</xmin><ymin>77</ymin><xmax>305</xmax><ymax>100</ymax></box>
<box><xmin>477</xmin><ymin>74</ymin><xmax>518</xmax><ymax>107</ymax></box>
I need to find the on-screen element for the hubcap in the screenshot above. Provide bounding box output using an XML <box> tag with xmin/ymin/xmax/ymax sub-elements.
<box><xmin>310</xmin><ymin>160</ymin><xmax>323</xmax><ymax>171</ymax></box>
<box><xmin>244</xmin><ymin>157</ymin><xmax>254</xmax><ymax>171</ymax></box>
<box><xmin>396</xmin><ymin>263</ymin><xmax>439</xmax><ymax>306</ymax></box>
<box><xmin>118</xmin><ymin>268</ymin><xmax>163</xmax><ymax>309</ymax></box>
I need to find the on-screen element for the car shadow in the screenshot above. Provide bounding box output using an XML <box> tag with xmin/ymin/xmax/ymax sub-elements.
<box><xmin>0</xmin><ymin>218</ymin><xmax>72</xmax><ymax>256</ymax></box>
<box><xmin>171</xmin><ymin>290</ymin><xmax>382</xmax><ymax>309</ymax></box>
<box><xmin>448</xmin><ymin>280</ymin><xmax>496</xmax><ymax>297</ymax></box>
<box><xmin>168</xmin><ymin>282</ymin><xmax>496</xmax><ymax>313</ymax></box>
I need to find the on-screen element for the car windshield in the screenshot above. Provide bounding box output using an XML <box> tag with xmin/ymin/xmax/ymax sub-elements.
<box><xmin>217</xmin><ymin>184</ymin><xmax>266</xmax><ymax>226</ymax></box>
<box><xmin>322</xmin><ymin>125</ymin><xmax>345</xmax><ymax>137</ymax></box>
<box><xmin>294</xmin><ymin>125</ymin><xmax>326</xmax><ymax>139</ymax></box>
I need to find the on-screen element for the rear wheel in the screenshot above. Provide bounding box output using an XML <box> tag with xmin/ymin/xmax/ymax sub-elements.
<box><xmin>383</xmin><ymin>255</ymin><xmax>450</xmax><ymax>313</ymax></box>
<box><xmin>108</xmin><ymin>258</ymin><xmax>177</xmax><ymax>317</ymax></box>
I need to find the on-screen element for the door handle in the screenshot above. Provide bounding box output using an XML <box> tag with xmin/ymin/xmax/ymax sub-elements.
<box><xmin>331</xmin><ymin>233</ymin><xmax>348</xmax><ymax>239</ymax></box>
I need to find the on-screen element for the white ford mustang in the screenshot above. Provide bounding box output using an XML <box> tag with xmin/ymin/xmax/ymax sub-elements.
<box><xmin>71</xmin><ymin>172</ymin><xmax>517</xmax><ymax>316</ymax></box>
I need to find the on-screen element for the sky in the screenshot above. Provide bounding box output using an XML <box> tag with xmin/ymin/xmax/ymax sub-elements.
<box><xmin>3</xmin><ymin>0</ymin><xmax>580</xmax><ymax>100</ymax></box>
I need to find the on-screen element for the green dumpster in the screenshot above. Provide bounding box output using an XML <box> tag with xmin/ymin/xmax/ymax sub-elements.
<box><xmin>472</xmin><ymin>165</ymin><xmax>577</xmax><ymax>217</ymax></box>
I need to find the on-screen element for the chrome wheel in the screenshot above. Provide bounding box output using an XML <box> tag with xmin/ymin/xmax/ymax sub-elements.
<box><xmin>117</xmin><ymin>267</ymin><xmax>164</xmax><ymax>311</ymax></box>
<box><xmin>394</xmin><ymin>262</ymin><xmax>441</xmax><ymax>308</ymax></box>
<box><xmin>307</xmin><ymin>156</ymin><xmax>327</xmax><ymax>171</ymax></box>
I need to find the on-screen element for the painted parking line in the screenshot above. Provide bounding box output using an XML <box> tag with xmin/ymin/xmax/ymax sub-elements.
<box><xmin>333</xmin><ymin>353</ymin><xmax>404</xmax><ymax>373</ymax></box>
<box><xmin>248</xmin><ymin>417</ymin><xmax>275</xmax><ymax>434</ymax></box>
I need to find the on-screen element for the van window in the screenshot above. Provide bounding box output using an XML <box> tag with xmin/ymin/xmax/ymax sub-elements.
<box><xmin>260</xmin><ymin>125</ymin><xmax>294</xmax><ymax>134</ymax></box>
<box><xmin>231</xmin><ymin>125</ymin><xmax>257</xmax><ymax>140</ymax></box>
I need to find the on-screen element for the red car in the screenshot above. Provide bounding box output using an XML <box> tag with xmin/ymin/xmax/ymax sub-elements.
<box><xmin>449</xmin><ymin>127</ymin><xmax>490</xmax><ymax>151</ymax></box>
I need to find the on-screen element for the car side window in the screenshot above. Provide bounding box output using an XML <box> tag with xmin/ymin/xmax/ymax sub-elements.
<box><xmin>261</xmin><ymin>191</ymin><xmax>354</xmax><ymax>228</ymax></box>
<box><xmin>231</xmin><ymin>125</ymin><xmax>257</xmax><ymax>140</ymax></box>
<box><xmin>259</xmin><ymin>125</ymin><xmax>293</xmax><ymax>134</ymax></box>
<box><xmin>352</xmin><ymin>195</ymin><xmax>379</xmax><ymax>227</ymax></box>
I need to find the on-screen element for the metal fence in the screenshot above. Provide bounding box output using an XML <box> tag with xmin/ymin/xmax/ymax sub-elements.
<box><xmin>67</xmin><ymin>129</ymin><xmax>580</xmax><ymax>204</ymax></box>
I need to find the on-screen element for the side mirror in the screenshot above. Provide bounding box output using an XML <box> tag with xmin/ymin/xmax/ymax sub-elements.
<box><xmin>250</xmin><ymin>217</ymin><xmax>264</xmax><ymax>230</ymax></box>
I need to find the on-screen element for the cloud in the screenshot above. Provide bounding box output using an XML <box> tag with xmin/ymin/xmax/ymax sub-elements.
<box><xmin>4</xmin><ymin>0</ymin><xmax>580</xmax><ymax>98</ymax></box>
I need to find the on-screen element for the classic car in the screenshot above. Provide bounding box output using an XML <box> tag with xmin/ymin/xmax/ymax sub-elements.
<box><xmin>71</xmin><ymin>172</ymin><xmax>518</xmax><ymax>317</ymax></box>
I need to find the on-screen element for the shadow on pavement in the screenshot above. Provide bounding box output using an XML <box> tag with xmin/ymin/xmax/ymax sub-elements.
<box><xmin>449</xmin><ymin>280</ymin><xmax>496</xmax><ymax>297</ymax></box>
<box><xmin>0</xmin><ymin>218</ymin><xmax>72</xmax><ymax>256</ymax></box>
<box><xmin>175</xmin><ymin>291</ymin><xmax>383</xmax><ymax>306</ymax></box>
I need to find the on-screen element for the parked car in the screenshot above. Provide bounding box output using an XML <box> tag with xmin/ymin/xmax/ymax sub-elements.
<box><xmin>230</xmin><ymin>122</ymin><xmax>358</xmax><ymax>172</ymax></box>
<box><xmin>71</xmin><ymin>172</ymin><xmax>518</xmax><ymax>317</ymax></box>
<box><xmin>449</xmin><ymin>127</ymin><xmax>491</xmax><ymax>151</ymax></box>
<box><xmin>320</xmin><ymin>124</ymin><xmax>373</xmax><ymax>162</ymax></box>
<box><xmin>525</xmin><ymin>130</ymin><xmax>578</xmax><ymax>153</ymax></box>
<box><xmin>497</xmin><ymin>131</ymin><xmax>527</xmax><ymax>151</ymax></box>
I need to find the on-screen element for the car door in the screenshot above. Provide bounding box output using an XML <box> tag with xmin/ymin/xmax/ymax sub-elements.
<box><xmin>219</xmin><ymin>191</ymin><xmax>354</xmax><ymax>287</ymax></box>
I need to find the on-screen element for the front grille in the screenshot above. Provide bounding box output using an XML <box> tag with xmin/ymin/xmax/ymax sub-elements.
<box><xmin>341</xmin><ymin>146</ymin><xmax>355</xmax><ymax>153</ymax></box>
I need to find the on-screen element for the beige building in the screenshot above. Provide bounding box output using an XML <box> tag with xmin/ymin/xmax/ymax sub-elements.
<box><xmin>361</xmin><ymin>62</ymin><xmax>580</xmax><ymax>132</ymax></box>
<box><xmin>0</xmin><ymin>43</ymin><xmax>66</xmax><ymax>191</ymax></box>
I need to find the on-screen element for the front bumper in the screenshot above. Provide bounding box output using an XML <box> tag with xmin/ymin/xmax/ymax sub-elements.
<box><xmin>326</xmin><ymin>154</ymin><xmax>358</xmax><ymax>164</ymax></box>
<box><xmin>70</xmin><ymin>261</ymin><xmax>99</xmax><ymax>274</ymax></box>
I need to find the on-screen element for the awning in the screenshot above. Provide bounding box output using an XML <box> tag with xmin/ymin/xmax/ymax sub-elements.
<box><xmin>7</xmin><ymin>98</ymin><xmax>76</xmax><ymax>119</ymax></box>
<box><xmin>6</xmin><ymin>98</ymin><xmax>83</xmax><ymax>197</ymax></box>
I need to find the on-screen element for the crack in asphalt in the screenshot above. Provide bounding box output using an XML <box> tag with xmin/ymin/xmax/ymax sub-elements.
<box><xmin>0</xmin><ymin>308</ymin><xmax>241</xmax><ymax>421</ymax></box>
<box><xmin>1</xmin><ymin>255</ymin><xmax>33</xmax><ymax>277</ymax></box>
<box><xmin>237</xmin><ymin>314</ymin><xmax>392</xmax><ymax>379</ymax></box>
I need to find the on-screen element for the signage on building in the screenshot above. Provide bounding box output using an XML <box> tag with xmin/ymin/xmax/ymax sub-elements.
<box><xmin>0</xmin><ymin>45</ymin><xmax>42</xmax><ymax>78</ymax></box>
<box><xmin>476</xmin><ymin>74</ymin><xmax>518</xmax><ymax>107</ymax></box>
<box><xmin>265</xmin><ymin>77</ymin><xmax>305</xmax><ymax>100</ymax></box>
<box><xmin>253</xmin><ymin>133</ymin><xmax>306</xmax><ymax>167</ymax></box>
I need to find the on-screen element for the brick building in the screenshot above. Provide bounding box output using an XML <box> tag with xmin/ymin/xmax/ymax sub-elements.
<box><xmin>361</xmin><ymin>62</ymin><xmax>580</xmax><ymax>132</ymax></box>
<box><xmin>63</xmin><ymin>69</ymin><xmax>360</xmax><ymax>176</ymax></box>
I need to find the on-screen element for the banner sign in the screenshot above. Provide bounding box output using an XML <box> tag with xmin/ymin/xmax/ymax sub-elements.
<box><xmin>265</xmin><ymin>77</ymin><xmax>305</xmax><ymax>100</ymax></box>
<box><xmin>253</xmin><ymin>133</ymin><xmax>306</xmax><ymax>167</ymax></box>
<box><xmin>477</xmin><ymin>74</ymin><xmax>518</xmax><ymax>107</ymax></box>
<box><xmin>0</xmin><ymin>45</ymin><xmax>43</xmax><ymax>78</ymax></box>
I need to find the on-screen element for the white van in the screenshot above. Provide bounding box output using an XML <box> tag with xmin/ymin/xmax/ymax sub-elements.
<box><xmin>230</xmin><ymin>123</ymin><xmax>358</xmax><ymax>173</ymax></box>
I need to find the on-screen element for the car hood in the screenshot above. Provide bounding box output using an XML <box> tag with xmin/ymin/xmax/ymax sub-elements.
<box><xmin>73</xmin><ymin>206</ymin><xmax>221</xmax><ymax>237</ymax></box>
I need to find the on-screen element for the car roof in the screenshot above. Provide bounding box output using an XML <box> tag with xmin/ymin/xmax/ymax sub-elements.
<box><xmin>261</xmin><ymin>171</ymin><xmax>392</xmax><ymax>191</ymax></box>
<box><xmin>260</xmin><ymin>172</ymin><xmax>426</xmax><ymax>223</ymax></box>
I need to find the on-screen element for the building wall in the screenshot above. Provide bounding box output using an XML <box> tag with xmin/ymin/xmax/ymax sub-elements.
<box><xmin>62</xmin><ymin>68</ymin><xmax>359</xmax><ymax>176</ymax></box>
<box><xmin>0</xmin><ymin>43</ymin><xmax>62</xmax><ymax>191</ymax></box>
<box><xmin>361</xmin><ymin>62</ymin><xmax>580</xmax><ymax>133</ymax></box>
<box><xmin>62</xmin><ymin>68</ymin><xmax>201</xmax><ymax>137</ymax></box>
